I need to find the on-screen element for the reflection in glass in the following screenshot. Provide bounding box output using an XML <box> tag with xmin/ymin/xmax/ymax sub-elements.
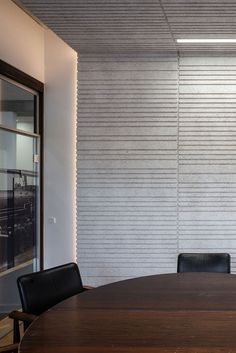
<box><xmin>0</xmin><ymin>130</ymin><xmax>39</xmax><ymax>272</ymax></box>
<box><xmin>0</xmin><ymin>78</ymin><xmax>36</xmax><ymax>133</ymax></box>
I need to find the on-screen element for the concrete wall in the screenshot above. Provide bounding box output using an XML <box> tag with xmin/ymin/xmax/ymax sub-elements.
<box><xmin>178</xmin><ymin>56</ymin><xmax>236</xmax><ymax>270</ymax></box>
<box><xmin>77</xmin><ymin>54</ymin><xmax>236</xmax><ymax>286</ymax></box>
<box><xmin>77</xmin><ymin>55</ymin><xmax>178</xmax><ymax>285</ymax></box>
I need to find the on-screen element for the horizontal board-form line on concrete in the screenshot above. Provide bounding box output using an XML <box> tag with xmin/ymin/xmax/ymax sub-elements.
<box><xmin>77</xmin><ymin>55</ymin><xmax>178</xmax><ymax>285</ymax></box>
<box><xmin>179</xmin><ymin>57</ymin><xmax>236</xmax><ymax>265</ymax></box>
<box><xmin>77</xmin><ymin>55</ymin><xmax>236</xmax><ymax>286</ymax></box>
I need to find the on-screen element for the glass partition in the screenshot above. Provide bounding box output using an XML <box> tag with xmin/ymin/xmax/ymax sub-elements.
<box><xmin>0</xmin><ymin>130</ymin><xmax>39</xmax><ymax>272</ymax></box>
<box><xmin>0</xmin><ymin>78</ymin><xmax>35</xmax><ymax>133</ymax></box>
<box><xmin>0</xmin><ymin>71</ymin><xmax>41</xmax><ymax>313</ymax></box>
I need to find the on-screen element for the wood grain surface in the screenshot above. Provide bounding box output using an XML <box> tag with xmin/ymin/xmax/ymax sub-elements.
<box><xmin>19</xmin><ymin>273</ymin><xmax>236</xmax><ymax>353</ymax></box>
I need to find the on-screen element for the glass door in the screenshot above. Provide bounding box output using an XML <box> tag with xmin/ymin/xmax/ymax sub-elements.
<box><xmin>0</xmin><ymin>75</ymin><xmax>41</xmax><ymax>313</ymax></box>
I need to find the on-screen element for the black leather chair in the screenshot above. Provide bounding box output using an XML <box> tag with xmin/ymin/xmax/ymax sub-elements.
<box><xmin>177</xmin><ymin>253</ymin><xmax>231</xmax><ymax>273</ymax></box>
<box><xmin>10</xmin><ymin>262</ymin><xmax>91</xmax><ymax>342</ymax></box>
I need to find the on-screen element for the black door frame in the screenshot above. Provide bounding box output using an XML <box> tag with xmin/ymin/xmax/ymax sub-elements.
<box><xmin>0</xmin><ymin>59</ymin><xmax>44</xmax><ymax>270</ymax></box>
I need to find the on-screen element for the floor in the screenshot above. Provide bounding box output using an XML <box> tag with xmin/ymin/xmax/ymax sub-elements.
<box><xmin>0</xmin><ymin>315</ymin><xmax>13</xmax><ymax>346</ymax></box>
<box><xmin>0</xmin><ymin>315</ymin><xmax>21</xmax><ymax>347</ymax></box>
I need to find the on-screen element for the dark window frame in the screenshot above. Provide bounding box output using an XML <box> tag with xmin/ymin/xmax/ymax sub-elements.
<box><xmin>0</xmin><ymin>59</ymin><xmax>44</xmax><ymax>270</ymax></box>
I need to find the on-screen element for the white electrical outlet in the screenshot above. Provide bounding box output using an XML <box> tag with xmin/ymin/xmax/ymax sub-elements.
<box><xmin>33</xmin><ymin>154</ymin><xmax>39</xmax><ymax>163</ymax></box>
<box><xmin>49</xmin><ymin>217</ymin><xmax>56</xmax><ymax>224</ymax></box>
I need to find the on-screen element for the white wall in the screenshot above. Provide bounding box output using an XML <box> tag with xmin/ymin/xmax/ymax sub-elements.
<box><xmin>0</xmin><ymin>0</ymin><xmax>77</xmax><ymax>268</ymax></box>
<box><xmin>0</xmin><ymin>0</ymin><xmax>44</xmax><ymax>82</ymax></box>
<box><xmin>44</xmin><ymin>30</ymin><xmax>77</xmax><ymax>267</ymax></box>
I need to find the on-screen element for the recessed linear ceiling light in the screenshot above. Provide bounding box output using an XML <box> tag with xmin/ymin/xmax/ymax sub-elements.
<box><xmin>177</xmin><ymin>39</ymin><xmax>236</xmax><ymax>43</ymax></box>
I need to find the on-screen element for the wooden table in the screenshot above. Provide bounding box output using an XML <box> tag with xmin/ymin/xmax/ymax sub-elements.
<box><xmin>19</xmin><ymin>273</ymin><xmax>236</xmax><ymax>353</ymax></box>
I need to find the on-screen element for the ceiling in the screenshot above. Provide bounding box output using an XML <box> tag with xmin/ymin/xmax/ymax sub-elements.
<box><xmin>18</xmin><ymin>0</ymin><xmax>236</xmax><ymax>55</ymax></box>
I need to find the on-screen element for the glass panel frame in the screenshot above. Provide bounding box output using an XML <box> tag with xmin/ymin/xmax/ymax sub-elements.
<box><xmin>0</xmin><ymin>74</ymin><xmax>40</xmax><ymax>135</ymax></box>
<box><xmin>0</xmin><ymin>60</ymin><xmax>43</xmax><ymax>313</ymax></box>
<box><xmin>0</xmin><ymin>72</ymin><xmax>42</xmax><ymax>274</ymax></box>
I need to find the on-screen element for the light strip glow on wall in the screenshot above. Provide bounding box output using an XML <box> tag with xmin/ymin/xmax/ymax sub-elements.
<box><xmin>177</xmin><ymin>39</ymin><xmax>236</xmax><ymax>43</ymax></box>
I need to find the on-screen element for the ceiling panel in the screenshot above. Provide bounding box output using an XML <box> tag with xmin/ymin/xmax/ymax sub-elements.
<box><xmin>18</xmin><ymin>0</ymin><xmax>176</xmax><ymax>55</ymax></box>
<box><xmin>18</xmin><ymin>0</ymin><xmax>236</xmax><ymax>55</ymax></box>
<box><xmin>162</xmin><ymin>0</ymin><xmax>236</xmax><ymax>55</ymax></box>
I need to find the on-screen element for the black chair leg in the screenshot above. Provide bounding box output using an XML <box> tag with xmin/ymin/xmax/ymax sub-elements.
<box><xmin>13</xmin><ymin>319</ymin><xmax>20</xmax><ymax>344</ymax></box>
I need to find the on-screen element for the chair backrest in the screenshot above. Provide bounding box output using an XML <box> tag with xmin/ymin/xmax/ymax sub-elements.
<box><xmin>177</xmin><ymin>253</ymin><xmax>231</xmax><ymax>273</ymax></box>
<box><xmin>17</xmin><ymin>263</ymin><xmax>84</xmax><ymax>316</ymax></box>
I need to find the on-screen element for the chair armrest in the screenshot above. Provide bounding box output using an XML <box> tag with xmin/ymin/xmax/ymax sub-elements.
<box><xmin>83</xmin><ymin>285</ymin><xmax>94</xmax><ymax>290</ymax></box>
<box><xmin>9</xmin><ymin>311</ymin><xmax>37</xmax><ymax>344</ymax></box>
<box><xmin>9</xmin><ymin>310</ymin><xmax>36</xmax><ymax>323</ymax></box>
<box><xmin>0</xmin><ymin>344</ymin><xmax>18</xmax><ymax>353</ymax></box>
